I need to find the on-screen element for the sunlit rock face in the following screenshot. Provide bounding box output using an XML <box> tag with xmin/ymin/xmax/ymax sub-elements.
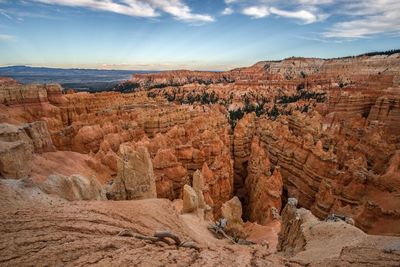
<box><xmin>106</xmin><ymin>144</ymin><xmax>157</xmax><ymax>200</ymax></box>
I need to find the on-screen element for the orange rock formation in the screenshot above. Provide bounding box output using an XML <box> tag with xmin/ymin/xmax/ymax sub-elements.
<box><xmin>1</xmin><ymin>53</ymin><xmax>399</xmax><ymax>236</ymax></box>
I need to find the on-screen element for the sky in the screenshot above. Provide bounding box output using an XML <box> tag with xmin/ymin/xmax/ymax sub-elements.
<box><xmin>0</xmin><ymin>0</ymin><xmax>399</xmax><ymax>71</ymax></box>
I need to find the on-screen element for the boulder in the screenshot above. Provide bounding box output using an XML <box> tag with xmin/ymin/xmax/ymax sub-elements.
<box><xmin>182</xmin><ymin>184</ymin><xmax>198</xmax><ymax>213</ymax></box>
<box><xmin>38</xmin><ymin>174</ymin><xmax>105</xmax><ymax>201</ymax></box>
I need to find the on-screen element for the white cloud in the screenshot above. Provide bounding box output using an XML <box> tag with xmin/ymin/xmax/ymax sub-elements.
<box><xmin>147</xmin><ymin>0</ymin><xmax>214</xmax><ymax>22</ymax></box>
<box><xmin>225</xmin><ymin>0</ymin><xmax>239</xmax><ymax>3</ymax></box>
<box><xmin>295</xmin><ymin>0</ymin><xmax>334</xmax><ymax>5</ymax></box>
<box><xmin>269</xmin><ymin>7</ymin><xmax>317</xmax><ymax>24</ymax></box>
<box><xmin>221</xmin><ymin>7</ymin><xmax>234</xmax><ymax>15</ymax></box>
<box><xmin>35</xmin><ymin>0</ymin><xmax>157</xmax><ymax>17</ymax></box>
<box><xmin>1</xmin><ymin>10</ymin><xmax>13</xmax><ymax>20</ymax></box>
<box><xmin>225</xmin><ymin>0</ymin><xmax>400</xmax><ymax>38</ymax></box>
<box><xmin>0</xmin><ymin>34</ymin><xmax>15</xmax><ymax>41</ymax></box>
<box><xmin>33</xmin><ymin>0</ymin><xmax>214</xmax><ymax>22</ymax></box>
<box><xmin>242</xmin><ymin>6</ymin><xmax>269</xmax><ymax>19</ymax></box>
<box><xmin>323</xmin><ymin>14</ymin><xmax>400</xmax><ymax>38</ymax></box>
<box><xmin>237</xmin><ymin>2</ymin><xmax>325</xmax><ymax>23</ymax></box>
<box><xmin>240</xmin><ymin>6</ymin><xmax>319</xmax><ymax>24</ymax></box>
<box><xmin>323</xmin><ymin>0</ymin><xmax>400</xmax><ymax>38</ymax></box>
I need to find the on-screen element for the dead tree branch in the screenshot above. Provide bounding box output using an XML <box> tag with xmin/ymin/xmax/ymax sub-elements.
<box><xmin>117</xmin><ymin>229</ymin><xmax>199</xmax><ymax>250</ymax></box>
<box><xmin>154</xmin><ymin>230</ymin><xmax>181</xmax><ymax>246</ymax></box>
<box><xmin>207</xmin><ymin>219</ymin><xmax>256</xmax><ymax>246</ymax></box>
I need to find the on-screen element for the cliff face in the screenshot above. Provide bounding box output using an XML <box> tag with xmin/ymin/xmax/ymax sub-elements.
<box><xmin>0</xmin><ymin>79</ymin><xmax>233</xmax><ymax>216</ymax></box>
<box><xmin>244</xmin><ymin>137</ymin><xmax>283</xmax><ymax>225</ymax></box>
<box><xmin>137</xmin><ymin>112</ymin><xmax>234</xmax><ymax>217</ymax></box>
<box><xmin>230</xmin><ymin>109</ymin><xmax>400</xmax><ymax>234</ymax></box>
<box><xmin>368</xmin><ymin>92</ymin><xmax>400</xmax><ymax>136</ymax></box>
<box><xmin>131</xmin><ymin>70</ymin><xmax>235</xmax><ymax>88</ymax></box>
<box><xmin>233</xmin><ymin>113</ymin><xmax>256</xmax><ymax>193</ymax></box>
<box><xmin>131</xmin><ymin>53</ymin><xmax>400</xmax><ymax>90</ymax></box>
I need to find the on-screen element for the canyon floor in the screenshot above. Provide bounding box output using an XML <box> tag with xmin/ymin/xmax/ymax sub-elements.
<box><xmin>1</xmin><ymin>53</ymin><xmax>400</xmax><ymax>266</ymax></box>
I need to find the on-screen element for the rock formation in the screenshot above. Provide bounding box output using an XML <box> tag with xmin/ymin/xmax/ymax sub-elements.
<box><xmin>0</xmin><ymin>123</ymin><xmax>34</xmax><ymax>179</ymax></box>
<box><xmin>221</xmin><ymin>196</ymin><xmax>246</xmax><ymax>238</ymax></box>
<box><xmin>244</xmin><ymin>137</ymin><xmax>283</xmax><ymax>225</ymax></box>
<box><xmin>106</xmin><ymin>144</ymin><xmax>157</xmax><ymax>200</ymax></box>
<box><xmin>192</xmin><ymin>169</ymin><xmax>206</xmax><ymax>209</ymax></box>
<box><xmin>0</xmin><ymin>53</ymin><xmax>399</xmax><ymax>236</ymax></box>
<box><xmin>277</xmin><ymin>198</ymin><xmax>400</xmax><ymax>266</ymax></box>
<box><xmin>1</xmin><ymin>178</ymin><xmax>399</xmax><ymax>267</ymax></box>
<box><xmin>182</xmin><ymin>184</ymin><xmax>199</xmax><ymax>213</ymax></box>
<box><xmin>38</xmin><ymin>174</ymin><xmax>105</xmax><ymax>201</ymax></box>
<box><xmin>233</xmin><ymin>113</ymin><xmax>256</xmax><ymax>194</ymax></box>
<box><xmin>21</xmin><ymin>121</ymin><xmax>55</xmax><ymax>153</ymax></box>
<box><xmin>1</xmin><ymin>53</ymin><xmax>400</xmax><ymax>265</ymax></box>
<box><xmin>130</xmin><ymin>70</ymin><xmax>235</xmax><ymax>88</ymax></box>
<box><xmin>181</xmin><ymin>170</ymin><xmax>211</xmax><ymax>220</ymax></box>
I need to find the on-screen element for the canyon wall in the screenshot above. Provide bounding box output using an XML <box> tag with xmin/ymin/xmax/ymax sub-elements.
<box><xmin>0</xmin><ymin>78</ymin><xmax>234</xmax><ymax>217</ymax></box>
<box><xmin>130</xmin><ymin>53</ymin><xmax>400</xmax><ymax>90</ymax></box>
<box><xmin>230</xmin><ymin>107</ymin><xmax>400</xmax><ymax>234</ymax></box>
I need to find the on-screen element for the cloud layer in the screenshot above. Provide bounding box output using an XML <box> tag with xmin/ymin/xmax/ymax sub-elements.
<box><xmin>33</xmin><ymin>0</ymin><xmax>214</xmax><ymax>22</ymax></box>
<box><xmin>9</xmin><ymin>0</ymin><xmax>400</xmax><ymax>38</ymax></box>
<box><xmin>323</xmin><ymin>0</ymin><xmax>400</xmax><ymax>38</ymax></box>
<box><xmin>223</xmin><ymin>0</ymin><xmax>400</xmax><ymax>38</ymax></box>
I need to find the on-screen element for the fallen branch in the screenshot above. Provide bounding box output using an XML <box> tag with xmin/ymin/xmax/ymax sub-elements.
<box><xmin>207</xmin><ymin>220</ymin><xmax>256</xmax><ymax>246</ymax></box>
<box><xmin>154</xmin><ymin>230</ymin><xmax>181</xmax><ymax>246</ymax></box>
<box><xmin>135</xmin><ymin>234</ymin><xmax>171</xmax><ymax>245</ymax></box>
<box><xmin>207</xmin><ymin>224</ymin><xmax>235</xmax><ymax>244</ymax></box>
<box><xmin>117</xmin><ymin>229</ymin><xmax>199</xmax><ymax>250</ymax></box>
<box><xmin>118</xmin><ymin>229</ymin><xmax>134</xmax><ymax>237</ymax></box>
<box><xmin>180</xmin><ymin>240</ymin><xmax>201</xmax><ymax>251</ymax></box>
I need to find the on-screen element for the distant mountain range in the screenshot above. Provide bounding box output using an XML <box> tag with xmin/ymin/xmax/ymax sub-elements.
<box><xmin>0</xmin><ymin>65</ymin><xmax>157</xmax><ymax>91</ymax></box>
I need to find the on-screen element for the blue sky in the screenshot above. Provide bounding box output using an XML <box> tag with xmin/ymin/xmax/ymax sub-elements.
<box><xmin>0</xmin><ymin>0</ymin><xmax>399</xmax><ymax>70</ymax></box>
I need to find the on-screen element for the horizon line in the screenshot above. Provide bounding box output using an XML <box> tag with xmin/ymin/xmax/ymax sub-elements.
<box><xmin>1</xmin><ymin>48</ymin><xmax>399</xmax><ymax>72</ymax></box>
